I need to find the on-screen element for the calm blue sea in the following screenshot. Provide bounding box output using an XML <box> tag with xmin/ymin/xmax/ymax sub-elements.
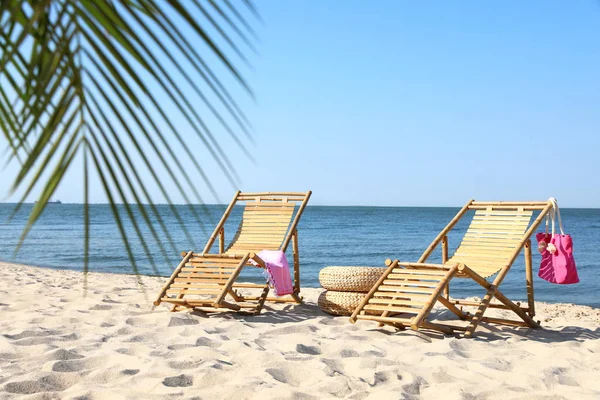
<box><xmin>0</xmin><ymin>204</ymin><xmax>598</xmax><ymax>307</ymax></box>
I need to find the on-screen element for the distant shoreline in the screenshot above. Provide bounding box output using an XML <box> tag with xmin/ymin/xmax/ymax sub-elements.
<box><xmin>1</xmin><ymin>202</ymin><xmax>599</xmax><ymax>210</ymax></box>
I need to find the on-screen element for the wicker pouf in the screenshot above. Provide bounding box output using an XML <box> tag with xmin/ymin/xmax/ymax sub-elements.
<box><xmin>319</xmin><ymin>266</ymin><xmax>385</xmax><ymax>292</ymax></box>
<box><xmin>318</xmin><ymin>290</ymin><xmax>366</xmax><ymax>316</ymax></box>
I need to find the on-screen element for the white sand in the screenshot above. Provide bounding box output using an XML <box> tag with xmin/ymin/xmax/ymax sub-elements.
<box><xmin>0</xmin><ymin>262</ymin><xmax>598</xmax><ymax>399</ymax></box>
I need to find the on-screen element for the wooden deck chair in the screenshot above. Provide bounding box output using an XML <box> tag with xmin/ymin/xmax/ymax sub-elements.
<box><xmin>154</xmin><ymin>191</ymin><xmax>312</xmax><ymax>314</ymax></box>
<box><xmin>350</xmin><ymin>200</ymin><xmax>554</xmax><ymax>338</ymax></box>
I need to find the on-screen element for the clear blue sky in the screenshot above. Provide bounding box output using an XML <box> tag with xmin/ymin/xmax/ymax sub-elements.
<box><xmin>2</xmin><ymin>1</ymin><xmax>599</xmax><ymax>207</ymax></box>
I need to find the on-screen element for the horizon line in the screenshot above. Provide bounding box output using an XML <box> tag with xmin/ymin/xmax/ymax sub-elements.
<box><xmin>0</xmin><ymin>202</ymin><xmax>598</xmax><ymax>209</ymax></box>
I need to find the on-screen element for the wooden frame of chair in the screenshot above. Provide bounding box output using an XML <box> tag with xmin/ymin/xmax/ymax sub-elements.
<box><xmin>154</xmin><ymin>191</ymin><xmax>311</xmax><ymax>314</ymax></box>
<box><xmin>153</xmin><ymin>252</ymin><xmax>273</xmax><ymax>314</ymax></box>
<box><xmin>349</xmin><ymin>200</ymin><xmax>553</xmax><ymax>338</ymax></box>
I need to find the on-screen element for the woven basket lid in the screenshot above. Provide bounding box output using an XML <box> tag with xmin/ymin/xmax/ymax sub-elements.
<box><xmin>319</xmin><ymin>266</ymin><xmax>385</xmax><ymax>292</ymax></box>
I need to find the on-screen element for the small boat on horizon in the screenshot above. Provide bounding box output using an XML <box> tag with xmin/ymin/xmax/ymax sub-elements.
<box><xmin>34</xmin><ymin>199</ymin><xmax>62</xmax><ymax>204</ymax></box>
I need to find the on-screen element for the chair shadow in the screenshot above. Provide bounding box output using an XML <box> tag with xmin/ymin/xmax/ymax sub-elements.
<box><xmin>190</xmin><ymin>301</ymin><xmax>327</xmax><ymax>325</ymax></box>
<box><xmin>473</xmin><ymin>325</ymin><xmax>600</xmax><ymax>343</ymax></box>
<box><xmin>188</xmin><ymin>302</ymin><xmax>599</xmax><ymax>343</ymax></box>
<box><xmin>424</xmin><ymin>308</ymin><xmax>600</xmax><ymax>342</ymax></box>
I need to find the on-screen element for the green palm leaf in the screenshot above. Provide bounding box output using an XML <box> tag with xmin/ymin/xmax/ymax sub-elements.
<box><xmin>0</xmin><ymin>0</ymin><xmax>258</xmax><ymax>275</ymax></box>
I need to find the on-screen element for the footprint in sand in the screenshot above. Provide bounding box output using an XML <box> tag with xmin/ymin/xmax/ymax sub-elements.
<box><xmin>371</xmin><ymin>371</ymin><xmax>388</xmax><ymax>387</ymax></box>
<box><xmin>196</xmin><ymin>337</ymin><xmax>221</xmax><ymax>348</ymax></box>
<box><xmin>0</xmin><ymin>353</ymin><xmax>21</xmax><ymax>361</ymax></box>
<box><xmin>121</xmin><ymin>369</ymin><xmax>139</xmax><ymax>376</ymax></box>
<box><xmin>102</xmin><ymin>298</ymin><xmax>122</xmax><ymax>304</ymax></box>
<box><xmin>90</xmin><ymin>305</ymin><xmax>112</xmax><ymax>311</ymax></box>
<box><xmin>266</xmin><ymin>363</ymin><xmax>322</xmax><ymax>387</ymax></box>
<box><xmin>167</xmin><ymin>344</ymin><xmax>195</xmax><ymax>351</ymax></box>
<box><xmin>362</xmin><ymin>349</ymin><xmax>386</xmax><ymax>358</ymax></box>
<box><xmin>266</xmin><ymin>325</ymin><xmax>318</xmax><ymax>336</ymax></box>
<box><xmin>117</xmin><ymin>326</ymin><xmax>134</xmax><ymax>335</ymax></box>
<box><xmin>461</xmin><ymin>393</ymin><xmax>492</xmax><ymax>400</ymax></box>
<box><xmin>266</xmin><ymin>368</ymin><xmax>289</xmax><ymax>384</ymax></box>
<box><xmin>42</xmin><ymin>349</ymin><xmax>84</xmax><ymax>361</ymax></box>
<box><xmin>542</xmin><ymin>367</ymin><xmax>579</xmax><ymax>387</ymax></box>
<box><xmin>402</xmin><ymin>376</ymin><xmax>429</xmax><ymax>396</ymax></box>
<box><xmin>4</xmin><ymin>374</ymin><xmax>79</xmax><ymax>395</ymax></box>
<box><xmin>10</xmin><ymin>333</ymin><xmax>77</xmax><ymax>347</ymax></box>
<box><xmin>203</xmin><ymin>327</ymin><xmax>225</xmax><ymax>335</ymax></box>
<box><xmin>296</xmin><ymin>344</ymin><xmax>321</xmax><ymax>355</ymax></box>
<box><xmin>340</xmin><ymin>349</ymin><xmax>359</xmax><ymax>358</ymax></box>
<box><xmin>52</xmin><ymin>357</ymin><xmax>105</xmax><ymax>372</ymax></box>
<box><xmin>253</xmin><ymin>338</ymin><xmax>267</xmax><ymax>351</ymax></box>
<box><xmin>168</xmin><ymin>316</ymin><xmax>199</xmax><ymax>327</ymax></box>
<box><xmin>162</xmin><ymin>374</ymin><xmax>193</xmax><ymax>387</ymax></box>
<box><xmin>447</xmin><ymin>339</ymin><xmax>471</xmax><ymax>359</ymax></box>
<box><xmin>125</xmin><ymin>335</ymin><xmax>150</xmax><ymax>343</ymax></box>
<box><xmin>481</xmin><ymin>357</ymin><xmax>513</xmax><ymax>372</ymax></box>
<box><xmin>168</xmin><ymin>360</ymin><xmax>202</xmax><ymax>369</ymax></box>
<box><xmin>4</xmin><ymin>330</ymin><xmax>58</xmax><ymax>340</ymax></box>
<box><xmin>321</xmin><ymin>358</ymin><xmax>344</xmax><ymax>376</ymax></box>
<box><xmin>318</xmin><ymin>317</ymin><xmax>345</xmax><ymax>326</ymax></box>
<box><xmin>432</xmin><ymin>368</ymin><xmax>455</xmax><ymax>383</ymax></box>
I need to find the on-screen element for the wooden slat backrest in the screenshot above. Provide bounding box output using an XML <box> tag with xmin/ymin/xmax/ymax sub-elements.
<box><xmin>227</xmin><ymin>200</ymin><xmax>296</xmax><ymax>253</ymax></box>
<box><xmin>448</xmin><ymin>207</ymin><xmax>533</xmax><ymax>278</ymax></box>
<box><xmin>202</xmin><ymin>191</ymin><xmax>311</xmax><ymax>255</ymax></box>
<box><xmin>225</xmin><ymin>192</ymin><xmax>311</xmax><ymax>254</ymax></box>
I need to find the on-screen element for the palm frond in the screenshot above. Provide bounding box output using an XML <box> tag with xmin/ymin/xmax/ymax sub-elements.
<box><xmin>0</xmin><ymin>0</ymin><xmax>258</xmax><ymax>275</ymax></box>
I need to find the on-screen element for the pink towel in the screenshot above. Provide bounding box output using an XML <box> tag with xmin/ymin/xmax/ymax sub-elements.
<box><xmin>252</xmin><ymin>250</ymin><xmax>294</xmax><ymax>296</ymax></box>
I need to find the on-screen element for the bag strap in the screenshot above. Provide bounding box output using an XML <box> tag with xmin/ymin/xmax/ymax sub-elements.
<box><xmin>548</xmin><ymin>197</ymin><xmax>565</xmax><ymax>235</ymax></box>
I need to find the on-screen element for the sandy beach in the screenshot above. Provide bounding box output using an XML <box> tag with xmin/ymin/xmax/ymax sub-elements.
<box><xmin>0</xmin><ymin>262</ymin><xmax>598</xmax><ymax>399</ymax></box>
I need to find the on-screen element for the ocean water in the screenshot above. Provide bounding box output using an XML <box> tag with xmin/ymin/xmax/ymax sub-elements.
<box><xmin>0</xmin><ymin>204</ymin><xmax>598</xmax><ymax>307</ymax></box>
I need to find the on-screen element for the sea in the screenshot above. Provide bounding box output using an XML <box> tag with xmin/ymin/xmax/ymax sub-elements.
<box><xmin>0</xmin><ymin>204</ymin><xmax>598</xmax><ymax>307</ymax></box>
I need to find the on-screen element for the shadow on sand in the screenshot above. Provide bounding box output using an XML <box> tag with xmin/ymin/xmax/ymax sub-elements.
<box><xmin>189</xmin><ymin>300</ymin><xmax>599</xmax><ymax>343</ymax></box>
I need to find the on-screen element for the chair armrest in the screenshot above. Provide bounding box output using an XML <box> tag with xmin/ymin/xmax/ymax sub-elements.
<box><xmin>248</xmin><ymin>253</ymin><xmax>267</xmax><ymax>269</ymax></box>
<box><xmin>396</xmin><ymin>261</ymin><xmax>456</xmax><ymax>270</ymax></box>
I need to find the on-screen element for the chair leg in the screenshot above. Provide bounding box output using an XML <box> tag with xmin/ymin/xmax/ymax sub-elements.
<box><xmin>464</xmin><ymin>288</ymin><xmax>495</xmax><ymax>338</ymax></box>
<box><xmin>254</xmin><ymin>284</ymin><xmax>270</xmax><ymax>315</ymax></box>
<box><xmin>493</xmin><ymin>290</ymin><xmax>541</xmax><ymax>328</ymax></box>
<box><xmin>228</xmin><ymin>289</ymin><xmax>243</xmax><ymax>302</ymax></box>
<box><xmin>458</xmin><ymin>264</ymin><xmax>541</xmax><ymax>337</ymax></box>
<box><xmin>290</xmin><ymin>293</ymin><xmax>303</xmax><ymax>304</ymax></box>
<box><xmin>524</xmin><ymin>240</ymin><xmax>535</xmax><ymax>317</ymax></box>
<box><xmin>292</xmin><ymin>230</ymin><xmax>301</xmax><ymax>295</ymax></box>
<box><xmin>437</xmin><ymin>296</ymin><xmax>469</xmax><ymax>320</ymax></box>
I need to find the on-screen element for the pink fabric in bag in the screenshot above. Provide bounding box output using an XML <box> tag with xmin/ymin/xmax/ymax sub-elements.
<box><xmin>536</xmin><ymin>199</ymin><xmax>579</xmax><ymax>284</ymax></box>
<box><xmin>253</xmin><ymin>250</ymin><xmax>294</xmax><ymax>296</ymax></box>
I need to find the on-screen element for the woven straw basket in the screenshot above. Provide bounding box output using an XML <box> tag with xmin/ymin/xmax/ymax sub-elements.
<box><xmin>319</xmin><ymin>266</ymin><xmax>385</xmax><ymax>292</ymax></box>
<box><xmin>318</xmin><ymin>290</ymin><xmax>366</xmax><ymax>316</ymax></box>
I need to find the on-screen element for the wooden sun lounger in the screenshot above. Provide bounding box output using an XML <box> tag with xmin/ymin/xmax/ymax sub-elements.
<box><xmin>154</xmin><ymin>191</ymin><xmax>311</xmax><ymax>314</ymax></box>
<box><xmin>350</xmin><ymin>200</ymin><xmax>553</xmax><ymax>337</ymax></box>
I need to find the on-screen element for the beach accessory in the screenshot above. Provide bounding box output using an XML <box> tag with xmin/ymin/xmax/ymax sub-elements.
<box><xmin>254</xmin><ymin>250</ymin><xmax>294</xmax><ymax>296</ymax></box>
<box><xmin>318</xmin><ymin>290</ymin><xmax>368</xmax><ymax>316</ymax></box>
<box><xmin>319</xmin><ymin>266</ymin><xmax>385</xmax><ymax>292</ymax></box>
<box><xmin>537</xmin><ymin>198</ymin><xmax>579</xmax><ymax>284</ymax></box>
